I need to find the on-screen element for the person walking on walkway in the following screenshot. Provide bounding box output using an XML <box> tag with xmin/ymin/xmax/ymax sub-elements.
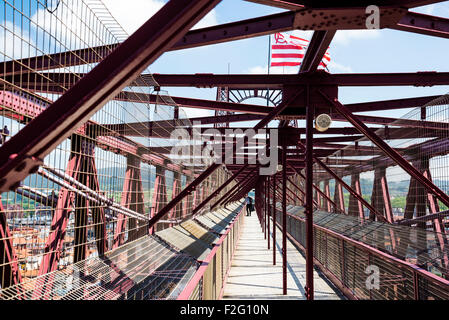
<box><xmin>245</xmin><ymin>195</ymin><xmax>253</xmax><ymax>216</ymax></box>
<box><xmin>0</xmin><ymin>125</ymin><xmax>9</xmax><ymax>145</ymax></box>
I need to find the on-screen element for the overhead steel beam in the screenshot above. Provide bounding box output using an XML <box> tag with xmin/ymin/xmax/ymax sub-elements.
<box><xmin>125</xmin><ymin>114</ymin><xmax>264</xmax><ymax>129</ymax></box>
<box><xmin>0</xmin><ymin>0</ymin><xmax>222</xmax><ymax>193</ymax></box>
<box><xmin>331</xmin><ymin>113</ymin><xmax>449</xmax><ymax>130</ymax></box>
<box><xmin>116</xmin><ymin>91</ymin><xmax>272</xmax><ymax>114</ymax></box>
<box><xmin>345</xmin><ymin>95</ymin><xmax>441</xmax><ymax>113</ymax></box>
<box><xmin>21</xmin><ymin>72</ymin><xmax>449</xmax><ymax>89</ymax></box>
<box><xmin>151</xmin><ymin>72</ymin><xmax>449</xmax><ymax>88</ymax></box>
<box><xmin>391</xmin><ymin>11</ymin><xmax>449</xmax><ymax>39</ymax></box>
<box><xmin>14</xmin><ymin>82</ymin><xmax>273</xmax><ymax>115</ymax></box>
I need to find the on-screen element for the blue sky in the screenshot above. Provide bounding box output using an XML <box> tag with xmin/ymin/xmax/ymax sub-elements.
<box><xmin>103</xmin><ymin>0</ymin><xmax>449</xmax><ymax>122</ymax></box>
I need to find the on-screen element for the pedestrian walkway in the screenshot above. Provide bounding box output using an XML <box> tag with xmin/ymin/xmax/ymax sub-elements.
<box><xmin>222</xmin><ymin>213</ymin><xmax>342</xmax><ymax>300</ymax></box>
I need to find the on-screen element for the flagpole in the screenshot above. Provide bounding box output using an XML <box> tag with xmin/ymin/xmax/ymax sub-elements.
<box><xmin>267</xmin><ymin>34</ymin><xmax>271</xmax><ymax>107</ymax></box>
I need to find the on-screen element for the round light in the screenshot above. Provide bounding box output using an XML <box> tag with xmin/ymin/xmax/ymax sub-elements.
<box><xmin>315</xmin><ymin>114</ymin><xmax>332</xmax><ymax>132</ymax></box>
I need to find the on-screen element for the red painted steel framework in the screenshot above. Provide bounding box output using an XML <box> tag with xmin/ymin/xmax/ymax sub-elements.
<box><xmin>1</xmin><ymin>0</ymin><xmax>449</xmax><ymax>300</ymax></box>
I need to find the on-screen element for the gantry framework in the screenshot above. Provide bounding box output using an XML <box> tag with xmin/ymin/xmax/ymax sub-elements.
<box><xmin>0</xmin><ymin>0</ymin><xmax>449</xmax><ymax>300</ymax></box>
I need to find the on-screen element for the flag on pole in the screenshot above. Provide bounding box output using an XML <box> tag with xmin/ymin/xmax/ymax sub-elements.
<box><xmin>270</xmin><ymin>32</ymin><xmax>330</xmax><ymax>70</ymax></box>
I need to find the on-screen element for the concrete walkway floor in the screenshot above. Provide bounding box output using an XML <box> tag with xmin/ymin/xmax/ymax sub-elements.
<box><xmin>222</xmin><ymin>213</ymin><xmax>343</xmax><ymax>300</ymax></box>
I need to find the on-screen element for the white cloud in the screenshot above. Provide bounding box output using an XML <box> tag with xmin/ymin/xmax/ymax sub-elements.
<box><xmin>103</xmin><ymin>0</ymin><xmax>218</xmax><ymax>34</ymax></box>
<box><xmin>333</xmin><ymin>29</ymin><xmax>380</xmax><ymax>46</ymax></box>
<box><xmin>180</xmin><ymin>107</ymin><xmax>214</xmax><ymax>119</ymax></box>
<box><xmin>0</xmin><ymin>21</ymin><xmax>35</xmax><ymax>60</ymax></box>
<box><xmin>192</xmin><ymin>9</ymin><xmax>218</xmax><ymax>30</ymax></box>
<box><xmin>246</xmin><ymin>65</ymin><xmax>268</xmax><ymax>74</ymax></box>
<box><xmin>424</xmin><ymin>4</ymin><xmax>436</xmax><ymax>15</ymax></box>
<box><xmin>327</xmin><ymin>60</ymin><xmax>353</xmax><ymax>73</ymax></box>
<box><xmin>245</xmin><ymin>65</ymin><xmax>299</xmax><ymax>75</ymax></box>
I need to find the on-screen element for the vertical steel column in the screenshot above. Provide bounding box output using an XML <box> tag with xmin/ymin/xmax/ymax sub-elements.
<box><xmin>193</xmin><ymin>183</ymin><xmax>200</xmax><ymax>209</ymax></box>
<box><xmin>272</xmin><ymin>173</ymin><xmax>277</xmax><ymax>265</ymax></box>
<box><xmin>371</xmin><ymin>167</ymin><xmax>394</xmax><ymax>223</ymax></box>
<box><xmin>305</xmin><ymin>89</ymin><xmax>314</xmax><ymax>300</ymax></box>
<box><xmin>282</xmin><ymin>136</ymin><xmax>287</xmax><ymax>295</ymax></box>
<box><xmin>114</xmin><ymin>154</ymin><xmax>146</xmax><ymax>248</ymax></box>
<box><xmin>151</xmin><ymin>165</ymin><xmax>167</xmax><ymax>232</ymax></box>
<box><xmin>348</xmin><ymin>173</ymin><xmax>364</xmax><ymax>219</ymax></box>
<box><xmin>316</xmin><ymin>181</ymin><xmax>323</xmax><ymax>209</ymax></box>
<box><xmin>255</xmin><ymin>177</ymin><xmax>264</xmax><ymax>226</ymax></box>
<box><xmin>169</xmin><ymin>171</ymin><xmax>182</xmax><ymax>227</ymax></box>
<box><xmin>263</xmin><ymin>177</ymin><xmax>268</xmax><ymax>240</ymax></box>
<box><xmin>404</xmin><ymin>176</ymin><xmax>418</xmax><ymax>220</ymax></box>
<box><xmin>267</xmin><ymin>176</ymin><xmax>271</xmax><ymax>250</ymax></box>
<box><xmin>0</xmin><ymin>199</ymin><xmax>22</xmax><ymax>291</ymax></box>
<box><xmin>39</xmin><ymin>147</ymin><xmax>79</xmax><ymax>275</ymax></box>
<box><xmin>182</xmin><ymin>175</ymin><xmax>193</xmax><ymax>219</ymax></box>
<box><xmin>333</xmin><ymin>181</ymin><xmax>345</xmax><ymax>214</ymax></box>
<box><xmin>324</xmin><ymin>179</ymin><xmax>331</xmax><ymax>212</ymax></box>
<box><xmin>423</xmin><ymin>165</ymin><xmax>449</xmax><ymax>272</ymax></box>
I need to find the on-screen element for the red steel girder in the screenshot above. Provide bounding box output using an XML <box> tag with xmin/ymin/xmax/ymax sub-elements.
<box><xmin>0</xmin><ymin>200</ymin><xmax>22</xmax><ymax>292</ymax></box>
<box><xmin>344</xmin><ymin>95</ymin><xmax>441</xmax><ymax>113</ymax></box>
<box><xmin>392</xmin><ymin>11</ymin><xmax>449</xmax><ymax>39</ymax></box>
<box><xmin>348</xmin><ymin>173</ymin><xmax>365</xmax><ymax>220</ymax></box>
<box><xmin>304</xmin><ymin>90</ymin><xmax>314</xmax><ymax>300</ymax></box>
<box><xmin>113</xmin><ymin>155</ymin><xmax>146</xmax><ymax>248</ymax></box>
<box><xmin>151</xmin><ymin>72</ymin><xmax>449</xmax><ymax>88</ymax></box>
<box><xmin>299</xmin><ymin>30</ymin><xmax>335</xmax><ymax>73</ymax></box>
<box><xmin>32</xmin><ymin>72</ymin><xmax>448</xmax><ymax>92</ymax></box>
<box><xmin>0</xmin><ymin>0</ymin><xmax>221</xmax><ymax>193</ymax></box>
<box><xmin>117</xmin><ymin>91</ymin><xmax>272</xmax><ymax>115</ymax></box>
